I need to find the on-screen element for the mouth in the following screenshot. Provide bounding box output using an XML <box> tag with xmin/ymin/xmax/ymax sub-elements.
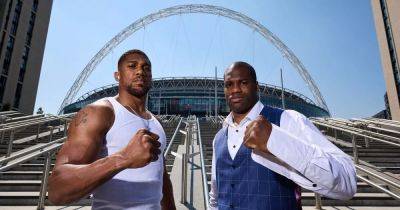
<box><xmin>133</xmin><ymin>78</ymin><xmax>146</xmax><ymax>86</ymax></box>
<box><xmin>229</xmin><ymin>96</ymin><xmax>244</xmax><ymax>103</ymax></box>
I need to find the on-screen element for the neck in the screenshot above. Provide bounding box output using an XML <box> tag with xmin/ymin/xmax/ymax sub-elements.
<box><xmin>116</xmin><ymin>91</ymin><xmax>147</xmax><ymax>114</ymax></box>
<box><xmin>232</xmin><ymin>111</ymin><xmax>249</xmax><ymax>124</ymax></box>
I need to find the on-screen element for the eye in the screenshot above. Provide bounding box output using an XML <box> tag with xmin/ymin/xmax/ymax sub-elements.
<box><xmin>224</xmin><ymin>83</ymin><xmax>232</xmax><ymax>88</ymax></box>
<box><xmin>143</xmin><ymin>65</ymin><xmax>151</xmax><ymax>72</ymax></box>
<box><xmin>128</xmin><ymin>63</ymin><xmax>137</xmax><ymax>69</ymax></box>
<box><xmin>241</xmin><ymin>80</ymin><xmax>248</xmax><ymax>85</ymax></box>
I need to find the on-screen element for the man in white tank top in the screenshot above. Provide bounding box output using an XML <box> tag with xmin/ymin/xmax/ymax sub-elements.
<box><xmin>48</xmin><ymin>50</ymin><xmax>176</xmax><ymax>210</ymax></box>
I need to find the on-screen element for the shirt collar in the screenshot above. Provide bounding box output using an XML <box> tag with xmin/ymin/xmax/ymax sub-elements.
<box><xmin>224</xmin><ymin>101</ymin><xmax>264</xmax><ymax>127</ymax></box>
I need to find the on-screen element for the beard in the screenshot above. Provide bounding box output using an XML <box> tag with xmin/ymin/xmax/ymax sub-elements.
<box><xmin>227</xmin><ymin>94</ymin><xmax>258</xmax><ymax>114</ymax></box>
<box><xmin>126</xmin><ymin>84</ymin><xmax>151</xmax><ymax>98</ymax></box>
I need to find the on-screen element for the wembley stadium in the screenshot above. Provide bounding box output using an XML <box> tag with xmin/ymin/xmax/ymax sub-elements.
<box><xmin>62</xmin><ymin>77</ymin><xmax>330</xmax><ymax>117</ymax></box>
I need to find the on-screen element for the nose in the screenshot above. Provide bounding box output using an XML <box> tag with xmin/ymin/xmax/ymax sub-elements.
<box><xmin>135</xmin><ymin>68</ymin><xmax>145</xmax><ymax>76</ymax></box>
<box><xmin>231</xmin><ymin>83</ymin><xmax>242</xmax><ymax>94</ymax></box>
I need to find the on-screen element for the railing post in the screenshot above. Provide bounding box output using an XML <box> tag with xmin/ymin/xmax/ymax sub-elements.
<box><xmin>181</xmin><ymin>153</ymin><xmax>187</xmax><ymax>204</ymax></box>
<box><xmin>364</xmin><ymin>136</ymin><xmax>369</xmax><ymax>148</ymax></box>
<box><xmin>0</xmin><ymin>116</ymin><xmax>5</xmax><ymax>144</ymax></box>
<box><xmin>315</xmin><ymin>193</ymin><xmax>322</xmax><ymax>210</ymax></box>
<box><xmin>48</xmin><ymin>126</ymin><xmax>54</xmax><ymax>142</ymax></box>
<box><xmin>37</xmin><ymin>152</ymin><xmax>52</xmax><ymax>210</ymax></box>
<box><xmin>351</xmin><ymin>134</ymin><xmax>359</xmax><ymax>164</ymax></box>
<box><xmin>36</xmin><ymin>124</ymin><xmax>41</xmax><ymax>141</ymax></box>
<box><xmin>63</xmin><ymin>119</ymin><xmax>68</xmax><ymax>136</ymax></box>
<box><xmin>5</xmin><ymin>130</ymin><xmax>15</xmax><ymax>158</ymax></box>
<box><xmin>334</xmin><ymin>129</ymin><xmax>337</xmax><ymax>140</ymax></box>
<box><xmin>0</xmin><ymin>129</ymin><xmax>4</xmax><ymax>144</ymax></box>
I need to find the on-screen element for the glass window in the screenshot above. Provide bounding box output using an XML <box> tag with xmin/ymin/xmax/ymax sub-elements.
<box><xmin>13</xmin><ymin>83</ymin><xmax>22</xmax><ymax>108</ymax></box>
<box><xmin>33</xmin><ymin>0</ymin><xmax>38</xmax><ymax>12</ymax></box>
<box><xmin>0</xmin><ymin>76</ymin><xmax>7</xmax><ymax>102</ymax></box>
<box><xmin>2</xmin><ymin>36</ymin><xmax>15</xmax><ymax>75</ymax></box>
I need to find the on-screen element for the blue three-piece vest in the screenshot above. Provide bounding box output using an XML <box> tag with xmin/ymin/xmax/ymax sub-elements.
<box><xmin>215</xmin><ymin>106</ymin><xmax>301</xmax><ymax>210</ymax></box>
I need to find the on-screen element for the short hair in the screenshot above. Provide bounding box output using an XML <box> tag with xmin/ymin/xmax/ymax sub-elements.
<box><xmin>117</xmin><ymin>49</ymin><xmax>151</xmax><ymax>70</ymax></box>
<box><xmin>225</xmin><ymin>61</ymin><xmax>257</xmax><ymax>83</ymax></box>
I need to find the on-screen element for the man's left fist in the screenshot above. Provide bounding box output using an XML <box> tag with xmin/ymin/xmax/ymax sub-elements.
<box><xmin>244</xmin><ymin>115</ymin><xmax>273</xmax><ymax>153</ymax></box>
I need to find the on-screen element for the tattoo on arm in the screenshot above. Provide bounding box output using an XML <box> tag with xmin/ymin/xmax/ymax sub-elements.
<box><xmin>74</xmin><ymin>111</ymin><xmax>88</xmax><ymax>127</ymax></box>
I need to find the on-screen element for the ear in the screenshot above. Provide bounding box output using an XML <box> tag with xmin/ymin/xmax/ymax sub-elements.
<box><xmin>114</xmin><ymin>71</ymin><xmax>120</xmax><ymax>82</ymax></box>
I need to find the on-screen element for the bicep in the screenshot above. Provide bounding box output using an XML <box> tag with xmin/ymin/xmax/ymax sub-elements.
<box><xmin>55</xmin><ymin>106</ymin><xmax>111</xmax><ymax>166</ymax></box>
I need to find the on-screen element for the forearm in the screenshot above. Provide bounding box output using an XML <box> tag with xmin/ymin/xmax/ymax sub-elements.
<box><xmin>161</xmin><ymin>169</ymin><xmax>176</xmax><ymax>210</ymax></box>
<box><xmin>267</xmin><ymin>125</ymin><xmax>357</xmax><ymax>199</ymax></box>
<box><xmin>48</xmin><ymin>154</ymin><xmax>126</xmax><ymax>204</ymax></box>
<box><xmin>209</xmin><ymin>179</ymin><xmax>218</xmax><ymax>209</ymax></box>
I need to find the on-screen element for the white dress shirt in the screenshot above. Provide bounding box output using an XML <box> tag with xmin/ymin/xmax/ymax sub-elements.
<box><xmin>209</xmin><ymin>101</ymin><xmax>357</xmax><ymax>209</ymax></box>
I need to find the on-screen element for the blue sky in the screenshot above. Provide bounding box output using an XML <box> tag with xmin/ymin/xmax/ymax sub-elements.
<box><xmin>35</xmin><ymin>0</ymin><xmax>386</xmax><ymax>118</ymax></box>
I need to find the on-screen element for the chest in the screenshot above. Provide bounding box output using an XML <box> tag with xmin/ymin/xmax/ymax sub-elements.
<box><xmin>106</xmin><ymin>118</ymin><xmax>167</xmax><ymax>152</ymax></box>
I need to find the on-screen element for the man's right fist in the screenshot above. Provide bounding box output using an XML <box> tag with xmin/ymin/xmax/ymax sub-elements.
<box><xmin>117</xmin><ymin>128</ymin><xmax>161</xmax><ymax>169</ymax></box>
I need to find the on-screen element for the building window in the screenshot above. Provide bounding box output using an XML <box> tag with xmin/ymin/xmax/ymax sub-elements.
<box><xmin>0</xmin><ymin>75</ymin><xmax>7</xmax><ymax>103</ymax></box>
<box><xmin>13</xmin><ymin>82</ymin><xmax>22</xmax><ymax>108</ymax></box>
<box><xmin>2</xmin><ymin>36</ymin><xmax>15</xmax><ymax>75</ymax></box>
<box><xmin>4</xmin><ymin>0</ymin><xmax>14</xmax><ymax>29</ymax></box>
<box><xmin>10</xmin><ymin>0</ymin><xmax>22</xmax><ymax>36</ymax></box>
<box><xmin>0</xmin><ymin>0</ymin><xmax>14</xmax><ymax>54</ymax></box>
<box><xmin>33</xmin><ymin>0</ymin><xmax>38</xmax><ymax>12</ymax></box>
<box><xmin>26</xmin><ymin>12</ymin><xmax>36</xmax><ymax>46</ymax></box>
<box><xmin>18</xmin><ymin>46</ymin><xmax>29</xmax><ymax>82</ymax></box>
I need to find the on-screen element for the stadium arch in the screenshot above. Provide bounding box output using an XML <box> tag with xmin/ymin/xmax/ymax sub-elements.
<box><xmin>58</xmin><ymin>4</ymin><xmax>330</xmax><ymax>115</ymax></box>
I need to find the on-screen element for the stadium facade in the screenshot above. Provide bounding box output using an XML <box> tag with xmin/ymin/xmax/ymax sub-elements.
<box><xmin>63</xmin><ymin>77</ymin><xmax>330</xmax><ymax>117</ymax></box>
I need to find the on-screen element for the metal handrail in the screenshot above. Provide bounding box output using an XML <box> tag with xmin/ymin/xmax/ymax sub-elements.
<box><xmin>357</xmin><ymin>175</ymin><xmax>400</xmax><ymax>200</ymax></box>
<box><xmin>0</xmin><ymin>115</ymin><xmax>63</xmax><ymax>131</ymax></box>
<box><xmin>0</xmin><ymin>138</ymin><xmax>64</xmax><ymax>172</ymax></box>
<box><xmin>0</xmin><ymin>137</ymin><xmax>65</xmax><ymax>167</ymax></box>
<box><xmin>163</xmin><ymin>117</ymin><xmax>183</xmax><ymax>158</ymax></box>
<box><xmin>322</xmin><ymin>118</ymin><xmax>400</xmax><ymax>143</ymax></box>
<box><xmin>355</xmin><ymin>165</ymin><xmax>400</xmax><ymax>189</ymax></box>
<box><xmin>312</xmin><ymin>120</ymin><xmax>400</xmax><ymax>148</ymax></box>
<box><xmin>196</xmin><ymin>117</ymin><xmax>210</xmax><ymax>208</ymax></box>
<box><xmin>312</xmin><ymin>118</ymin><xmax>400</xmax><ymax>201</ymax></box>
<box><xmin>3</xmin><ymin>114</ymin><xmax>45</xmax><ymax>123</ymax></box>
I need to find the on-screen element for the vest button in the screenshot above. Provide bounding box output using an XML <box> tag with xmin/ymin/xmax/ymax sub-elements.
<box><xmin>231</xmin><ymin>183</ymin><xmax>234</xmax><ymax>188</ymax></box>
<box><xmin>231</xmin><ymin>165</ymin><xmax>235</xmax><ymax>169</ymax></box>
<box><xmin>230</xmin><ymin>204</ymin><xmax>234</xmax><ymax>208</ymax></box>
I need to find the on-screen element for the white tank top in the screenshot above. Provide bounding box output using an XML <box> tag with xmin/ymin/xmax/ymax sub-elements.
<box><xmin>92</xmin><ymin>97</ymin><xmax>166</xmax><ymax>210</ymax></box>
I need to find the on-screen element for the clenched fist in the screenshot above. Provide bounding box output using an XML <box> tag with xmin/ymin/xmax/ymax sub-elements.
<box><xmin>117</xmin><ymin>128</ymin><xmax>161</xmax><ymax>169</ymax></box>
<box><xmin>243</xmin><ymin>115</ymin><xmax>272</xmax><ymax>154</ymax></box>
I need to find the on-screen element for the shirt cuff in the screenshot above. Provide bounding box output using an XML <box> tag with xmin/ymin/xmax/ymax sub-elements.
<box><xmin>266</xmin><ymin>124</ymin><xmax>315</xmax><ymax>174</ymax></box>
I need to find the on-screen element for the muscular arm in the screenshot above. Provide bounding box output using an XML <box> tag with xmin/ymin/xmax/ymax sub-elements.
<box><xmin>48</xmin><ymin>102</ymin><xmax>125</xmax><ymax>204</ymax></box>
<box><xmin>161</xmin><ymin>159</ymin><xmax>176</xmax><ymax>210</ymax></box>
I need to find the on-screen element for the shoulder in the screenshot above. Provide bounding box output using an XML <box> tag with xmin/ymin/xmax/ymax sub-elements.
<box><xmin>259</xmin><ymin>105</ymin><xmax>285</xmax><ymax>126</ymax></box>
<box><xmin>212</xmin><ymin>126</ymin><xmax>227</xmax><ymax>148</ymax></box>
<box><xmin>280</xmin><ymin>109</ymin><xmax>312</xmax><ymax>131</ymax></box>
<box><xmin>71</xmin><ymin>99</ymin><xmax>115</xmax><ymax>131</ymax></box>
<box><xmin>281</xmin><ymin>109</ymin><xmax>307</xmax><ymax>122</ymax></box>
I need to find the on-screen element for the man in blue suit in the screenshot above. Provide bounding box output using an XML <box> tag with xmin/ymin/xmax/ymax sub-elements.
<box><xmin>209</xmin><ymin>61</ymin><xmax>356</xmax><ymax>210</ymax></box>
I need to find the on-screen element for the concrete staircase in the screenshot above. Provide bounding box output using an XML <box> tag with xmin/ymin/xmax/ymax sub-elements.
<box><xmin>0</xmin><ymin>113</ymin><xmax>183</xmax><ymax>207</ymax></box>
<box><xmin>0</xmin><ymin>111</ymin><xmax>399</xmax><ymax>209</ymax></box>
